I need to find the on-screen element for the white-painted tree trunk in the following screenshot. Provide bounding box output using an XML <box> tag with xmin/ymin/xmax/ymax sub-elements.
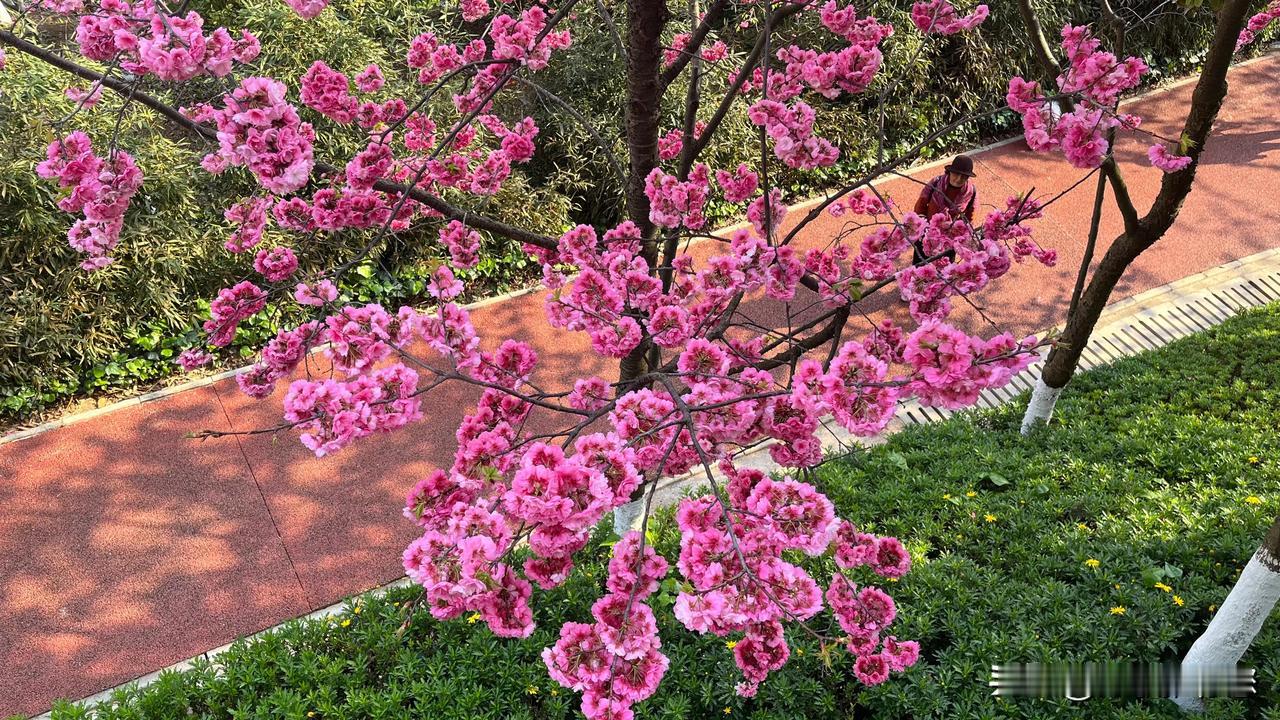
<box><xmin>1019</xmin><ymin>377</ymin><xmax>1063</xmax><ymax>435</ymax></box>
<box><xmin>1174</xmin><ymin>549</ymin><xmax>1280</xmax><ymax>712</ymax></box>
<box><xmin>613</xmin><ymin>499</ymin><xmax>644</xmax><ymax>537</ymax></box>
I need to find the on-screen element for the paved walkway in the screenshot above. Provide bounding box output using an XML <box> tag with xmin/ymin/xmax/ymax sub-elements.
<box><xmin>2</xmin><ymin>54</ymin><xmax>1278</xmax><ymax>717</ymax></box>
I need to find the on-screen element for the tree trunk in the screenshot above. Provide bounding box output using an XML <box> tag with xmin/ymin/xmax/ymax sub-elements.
<box><xmin>623</xmin><ymin>0</ymin><xmax>668</xmax><ymax>244</ymax></box>
<box><xmin>616</xmin><ymin>0</ymin><xmax>668</xmax><ymax>389</ymax></box>
<box><xmin>1175</xmin><ymin>515</ymin><xmax>1280</xmax><ymax>712</ymax></box>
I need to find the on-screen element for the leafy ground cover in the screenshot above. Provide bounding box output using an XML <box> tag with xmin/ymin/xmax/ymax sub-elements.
<box><xmin>32</xmin><ymin>306</ymin><xmax>1280</xmax><ymax>720</ymax></box>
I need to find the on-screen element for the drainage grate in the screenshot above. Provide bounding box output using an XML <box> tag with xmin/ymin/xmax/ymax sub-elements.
<box><xmin>898</xmin><ymin>270</ymin><xmax>1280</xmax><ymax>425</ymax></box>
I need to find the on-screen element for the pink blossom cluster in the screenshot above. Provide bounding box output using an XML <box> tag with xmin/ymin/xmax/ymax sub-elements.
<box><xmin>910</xmin><ymin>0</ymin><xmax>989</xmax><ymax>35</ymax></box>
<box><xmin>283</xmin><ymin>363</ymin><xmax>421</xmax><ymax>455</ymax></box>
<box><xmin>772</xmin><ymin>42</ymin><xmax>883</xmax><ymax>100</ymax></box>
<box><xmin>203</xmin><ymin>281</ymin><xmax>268</xmax><ymax>346</ymax></box>
<box><xmin>191</xmin><ymin>77</ymin><xmax>316</xmax><ymax>195</ymax></box>
<box><xmin>407</xmin><ymin>31</ymin><xmax>472</xmax><ymax>85</ymax></box>
<box><xmin>1147</xmin><ymin>144</ymin><xmax>1193</xmax><ymax>174</ymax></box>
<box><xmin>644</xmin><ymin>165</ymin><xmax>711</xmax><ymax>229</ymax></box>
<box><xmin>283</xmin><ymin>0</ymin><xmax>329</xmax><ymax>19</ymax></box>
<box><xmin>235</xmin><ymin>321</ymin><xmax>321</xmax><ymax>399</ymax></box>
<box><xmin>224</xmin><ymin>197</ymin><xmax>272</xmax><ymax>253</ymax></box>
<box><xmin>805</xmin><ymin>195</ymin><xmax>1051</xmax><ymax>316</ymax></box>
<box><xmin>401</xmin><ymin>412</ymin><xmax>642</xmax><ymax>637</ymax></box>
<box><xmin>71</xmin><ymin>1</ymin><xmax>259</xmax><ymax>81</ymax></box>
<box><xmin>543</xmin><ymin>532</ymin><xmax>670</xmax><ymax>720</ymax></box>
<box><xmin>491</xmin><ymin>7</ymin><xmax>572</xmax><ymax>71</ymax></box>
<box><xmin>736</xmin><ymin>2</ymin><xmax>890</xmax><ymax>105</ymax></box>
<box><xmin>300</xmin><ymin>61</ymin><xmax>360</xmax><ymax>124</ymax></box>
<box><xmin>902</xmin><ymin>321</ymin><xmax>1038</xmax><ymax>408</ymax></box>
<box><xmin>34</xmin><ymin>131</ymin><xmax>143</xmax><ymax>270</ymax></box>
<box><xmin>1006</xmin><ymin>25</ymin><xmax>1149</xmax><ymax>169</ymax></box>
<box><xmin>176</xmin><ymin>348</ymin><xmax>213</xmax><ymax>371</ymax></box>
<box><xmin>1238</xmin><ymin>1</ymin><xmax>1280</xmax><ymax>50</ymax></box>
<box><xmin>669</xmin><ymin>471</ymin><xmax>921</xmax><ymax>696</ymax></box>
<box><xmin>65</xmin><ymin>84</ymin><xmax>104</xmax><ymax>108</ymax></box>
<box><xmin>747</xmin><ymin>100</ymin><xmax>839</xmax><ymax>170</ymax></box>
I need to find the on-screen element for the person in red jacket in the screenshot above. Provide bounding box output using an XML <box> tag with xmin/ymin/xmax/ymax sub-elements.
<box><xmin>911</xmin><ymin>154</ymin><xmax>977</xmax><ymax>265</ymax></box>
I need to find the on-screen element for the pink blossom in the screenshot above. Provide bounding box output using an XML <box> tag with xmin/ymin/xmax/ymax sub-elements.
<box><xmin>1147</xmin><ymin>144</ymin><xmax>1192</xmax><ymax>173</ymax></box>
<box><xmin>440</xmin><ymin>220</ymin><xmax>483</xmax><ymax>269</ymax></box>
<box><xmin>854</xmin><ymin>653</ymin><xmax>892</xmax><ymax>684</ymax></box>
<box><xmin>354</xmin><ymin>64</ymin><xmax>385</xmax><ymax>93</ymax></box>
<box><xmin>176</xmin><ymin>348</ymin><xmax>213</xmax><ymax>371</ymax></box>
<box><xmin>283</xmin><ymin>0</ymin><xmax>329</xmax><ymax>19</ymax></box>
<box><xmin>34</xmin><ymin>132</ymin><xmax>142</xmax><ymax>270</ymax></box>
<box><xmin>294</xmin><ymin>279</ymin><xmax>339</xmax><ymax>306</ymax></box>
<box><xmin>911</xmin><ymin>0</ymin><xmax>989</xmax><ymax>34</ymax></box>
<box><xmin>254</xmin><ymin>246</ymin><xmax>299</xmax><ymax>282</ymax></box>
<box><xmin>203</xmin><ymin>281</ymin><xmax>268</xmax><ymax>346</ymax></box>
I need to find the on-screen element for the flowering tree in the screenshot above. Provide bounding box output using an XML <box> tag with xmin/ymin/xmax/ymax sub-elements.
<box><xmin>1013</xmin><ymin>0</ymin><xmax>1270</xmax><ymax>433</ymax></box>
<box><xmin>3</xmin><ymin>0</ymin><xmax>1263</xmax><ymax>715</ymax></box>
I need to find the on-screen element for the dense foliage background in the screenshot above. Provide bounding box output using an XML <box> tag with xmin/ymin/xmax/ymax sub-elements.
<box><xmin>32</xmin><ymin>304</ymin><xmax>1280</xmax><ymax>720</ymax></box>
<box><xmin>0</xmin><ymin>0</ymin><xmax>1257</xmax><ymax>421</ymax></box>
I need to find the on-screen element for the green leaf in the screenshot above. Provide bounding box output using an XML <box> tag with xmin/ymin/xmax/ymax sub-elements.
<box><xmin>886</xmin><ymin>451</ymin><xmax>909</xmax><ymax>472</ymax></box>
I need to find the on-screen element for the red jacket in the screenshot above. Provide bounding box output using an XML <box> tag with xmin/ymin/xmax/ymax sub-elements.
<box><xmin>913</xmin><ymin>175</ymin><xmax>976</xmax><ymax>225</ymax></box>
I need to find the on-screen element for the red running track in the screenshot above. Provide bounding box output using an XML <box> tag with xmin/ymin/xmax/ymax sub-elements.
<box><xmin>2</xmin><ymin>54</ymin><xmax>1278</xmax><ymax>717</ymax></box>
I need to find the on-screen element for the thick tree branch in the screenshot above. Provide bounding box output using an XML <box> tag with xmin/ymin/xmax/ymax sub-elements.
<box><xmin>1014</xmin><ymin>0</ymin><xmax>1061</xmax><ymax>83</ymax></box>
<box><xmin>1099</xmin><ymin>155</ymin><xmax>1139</xmax><ymax>230</ymax></box>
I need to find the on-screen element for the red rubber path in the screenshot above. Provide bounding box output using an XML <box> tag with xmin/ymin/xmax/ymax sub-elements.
<box><xmin>2</xmin><ymin>55</ymin><xmax>1278</xmax><ymax>717</ymax></box>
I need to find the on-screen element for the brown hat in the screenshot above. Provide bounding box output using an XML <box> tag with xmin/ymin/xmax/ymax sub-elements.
<box><xmin>945</xmin><ymin>155</ymin><xmax>976</xmax><ymax>177</ymax></box>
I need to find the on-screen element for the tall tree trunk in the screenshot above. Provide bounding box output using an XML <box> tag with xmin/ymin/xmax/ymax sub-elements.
<box><xmin>618</xmin><ymin>0</ymin><xmax>669</xmax><ymax>386</ymax></box>
<box><xmin>624</xmin><ymin>0</ymin><xmax>667</xmax><ymax>244</ymax></box>
<box><xmin>1019</xmin><ymin>0</ymin><xmax>1251</xmax><ymax>431</ymax></box>
<box><xmin>1175</xmin><ymin>515</ymin><xmax>1280</xmax><ymax>712</ymax></box>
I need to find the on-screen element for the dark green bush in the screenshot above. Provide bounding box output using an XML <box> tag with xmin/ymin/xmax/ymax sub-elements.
<box><xmin>37</xmin><ymin>306</ymin><xmax>1280</xmax><ymax>720</ymax></box>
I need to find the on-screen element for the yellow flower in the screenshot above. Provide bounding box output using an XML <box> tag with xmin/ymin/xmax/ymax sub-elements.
<box><xmin>1114</xmin><ymin>583</ymin><xmax>1121</xmax><ymax>590</ymax></box>
<box><xmin>1248</xmin><ymin>456</ymin><xmax>1260</xmax><ymax>464</ymax></box>
<box><xmin>551</xmin><ymin>689</ymin><xmax>559</xmax><ymax>696</ymax></box>
<box><xmin>1110</xmin><ymin>606</ymin><xmax>1126</xmax><ymax>616</ymax></box>
<box><xmin>1085</xmin><ymin>558</ymin><xmax>1100</xmax><ymax>568</ymax></box>
<box><xmin>1209</xmin><ymin>604</ymin><xmax>1217</xmax><ymax>612</ymax></box>
<box><xmin>942</xmin><ymin>493</ymin><xmax>952</xmax><ymax>500</ymax></box>
<box><xmin>888</xmin><ymin>577</ymin><xmax>899</xmax><ymax>583</ymax></box>
<box><xmin>726</xmin><ymin>640</ymin><xmax>738</xmax><ymax>650</ymax></box>
<box><xmin>1245</xmin><ymin>496</ymin><xmax>1262</xmax><ymax>505</ymax></box>
<box><xmin>1173</xmin><ymin>595</ymin><xmax>1185</xmax><ymax>607</ymax></box>
<box><xmin>353</xmin><ymin>605</ymin><xmax>362</xmax><ymax>615</ymax></box>
<box><xmin>1077</xmin><ymin>523</ymin><xmax>1090</xmax><ymax>531</ymax></box>
<box><xmin>796</xmin><ymin>647</ymin><xmax>805</xmax><ymax>656</ymax></box>
<box><xmin>307</xmin><ymin>714</ymin><xmax>315</xmax><ymax>718</ymax></box>
<box><xmin>340</xmin><ymin>618</ymin><xmax>352</xmax><ymax>628</ymax></box>
<box><xmin>526</xmin><ymin>685</ymin><xmax>539</xmax><ymax>696</ymax></box>
<box><xmin>984</xmin><ymin>514</ymin><xmax>997</xmax><ymax>523</ymax></box>
<box><xmin>1154</xmin><ymin>582</ymin><xmax>1172</xmax><ymax>593</ymax></box>
<box><xmin>467</xmin><ymin>612</ymin><xmax>482</xmax><ymax>624</ymax></box>
<box><xmin>966</xmin><ymin>491</ymin><xmax>977</xmax><ymax>498</ymax></box>
<box><xmin>723</xmin><ymin>708</ymin><xmax>732</xmax><ymax>715</ymax></box>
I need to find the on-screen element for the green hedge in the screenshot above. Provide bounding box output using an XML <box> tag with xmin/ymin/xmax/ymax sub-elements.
<box><xmin>33</xmin><ymin>305</ymin><xmax>1280</xmax><ymax>720</ymax></box>
<box><xmin>0</xmin><ymin>0</ymin><xmax>1266</xmax><ymax>423</ymax></box>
